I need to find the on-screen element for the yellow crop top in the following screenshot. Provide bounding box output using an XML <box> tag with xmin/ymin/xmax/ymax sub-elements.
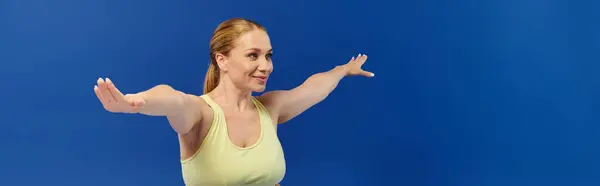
<box><xmin>180</xmin><ymin>95</ymin><xmax>286</xmax><ymax>186</ymax></box>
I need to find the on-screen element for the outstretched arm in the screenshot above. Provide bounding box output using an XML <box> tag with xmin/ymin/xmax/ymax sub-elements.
<box><xmin>259</xmin><ymin>54</ymin><xmax>374</xmax><ymax>124</ymax></box>
<box><xmin>94</xmin><ymin>78</ymin><xmax>203</xmax><ymax>134</ymax></box>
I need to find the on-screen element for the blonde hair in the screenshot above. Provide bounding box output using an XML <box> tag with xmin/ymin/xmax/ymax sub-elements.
<box><xmin>204</xmin><ymin>18</ymin><xmax>267</xmax><ymax>94</ymax></box>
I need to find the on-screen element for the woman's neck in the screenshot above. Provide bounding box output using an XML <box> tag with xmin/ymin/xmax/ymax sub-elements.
<box><xmin>209</xmin><ymin>79</ymin><xmax>253</xmax><ymax>112</ymax></box>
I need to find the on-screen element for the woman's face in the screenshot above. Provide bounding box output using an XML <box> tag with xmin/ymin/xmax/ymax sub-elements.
<box><xmin>216</xmin><ymin>29</ymin><xmax>273</xmax><ymax>92</ymax></box>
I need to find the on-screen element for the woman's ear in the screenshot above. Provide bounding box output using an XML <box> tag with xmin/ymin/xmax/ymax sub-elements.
<box><xmin>215</xmin><ymin>53</ymin><xmax>228</xmax><ymax>72</ymax></box>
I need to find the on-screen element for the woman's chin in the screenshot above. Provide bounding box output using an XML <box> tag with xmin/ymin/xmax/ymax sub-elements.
<box><xmin>250</xmin><ymin>84</ymin><xmax>267</xmax><ymax>92</ymax></box>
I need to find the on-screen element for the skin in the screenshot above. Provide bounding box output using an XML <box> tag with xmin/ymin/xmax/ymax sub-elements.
<box><xmin>93</xmin><ymin>29</ymin><xmax>373</xmax><ymax>185</ymax></box>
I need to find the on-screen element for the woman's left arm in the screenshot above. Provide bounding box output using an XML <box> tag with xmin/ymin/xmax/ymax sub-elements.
<box><xmin>259</xmin><ymin>54</ymin><xmax>374</xmax><ymax>124</ymax></box>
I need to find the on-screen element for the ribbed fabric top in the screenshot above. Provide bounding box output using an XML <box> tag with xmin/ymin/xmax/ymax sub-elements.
<box><xmin>180</xmin><ymin>95</ymin><xmax>286</xmax><ymax>186</ymax></box>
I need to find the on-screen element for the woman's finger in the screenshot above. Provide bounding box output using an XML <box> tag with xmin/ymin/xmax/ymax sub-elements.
<box><xmin>94</xmin><ymin>85</ymin><xmax>107</xmax><ymax>104</ymax></box>
<box><xmin>357</xmin><ymin>54</ymin><xmax>368</xmax><ymax>64</ymax></box>
<box><xmin>355</xmin><ymin>54</ymin><xmax>362</xmax><ymax>62</ymax></box>
<box><xmin>106</xmin><ymin>78</ymin><xmax>125</xmax><ymax>102</ymax></box>
<box><xmin>361</xmin><ymin>70</ymin><xmax>375</xmax><ymax>77</ymax></box>
<box><xmin>97</xmin><ymin>78</ymin><xmax>115</xmax><ymax>103</ymax></box>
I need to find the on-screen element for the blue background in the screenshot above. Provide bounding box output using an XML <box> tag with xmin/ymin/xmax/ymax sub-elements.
<box><xmin>1</xmin><ymin>0</ymin><xmax>599</xmax><ymax>185</ymax></box>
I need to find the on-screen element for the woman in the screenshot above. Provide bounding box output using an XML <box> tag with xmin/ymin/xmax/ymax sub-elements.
<box><xmin>93</xmin><ymin>18</ymin><xmax>374</xmax><ymax>186</ymax></box>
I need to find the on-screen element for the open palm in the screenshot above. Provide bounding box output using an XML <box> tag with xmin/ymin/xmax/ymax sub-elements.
<box><xmin>344</xmin><ymin>54</ymin><xmax>374</xmax><ymax>77</ymax></box>
<box><xmin>94</xmin><ymin>78</ymin><xmax>145</xmax><ymax>114</ymax></box>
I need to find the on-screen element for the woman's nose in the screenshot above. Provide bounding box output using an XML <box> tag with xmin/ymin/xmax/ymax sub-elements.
<box><xmin>257</xmin><ymin>59</ymin><xmax>271</xmax><ymax>71</ymax></box>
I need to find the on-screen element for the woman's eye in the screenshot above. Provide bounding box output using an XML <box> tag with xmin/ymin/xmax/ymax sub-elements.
<box><xmin>248</xmin><ymin>53</ymin><xmax>258</xmax><ymax>60</ymax></box>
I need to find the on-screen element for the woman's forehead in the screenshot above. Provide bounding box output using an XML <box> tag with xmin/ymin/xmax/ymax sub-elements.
<box><xmin>235</xmin><ymin>30</ymin><xmax>272</xmax><ymax>51</ymax></box>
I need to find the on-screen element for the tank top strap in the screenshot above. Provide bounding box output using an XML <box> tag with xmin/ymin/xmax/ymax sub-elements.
<box><xmin>251</xmin><ymin>96</ymin><xmax>275</xmax><ymax>128</ymax></box>
<box><xmin>199</xmin><ymin>95</ymin><xmax>223</xmax><ymax>113</ymax></box>
<box><xmin>251</xmin><ymin>96</ymin><xmax>268</xmax><ymax>115</ymax></box>
<box><xmin>198</xmin><ymin>94</ymin><xmax>227</xmax><ymax>141</ymax></box>
<box><xmin>199</xmin><ymin>95</ymin><xmax>226</xmax><ymax>128</ymax></box>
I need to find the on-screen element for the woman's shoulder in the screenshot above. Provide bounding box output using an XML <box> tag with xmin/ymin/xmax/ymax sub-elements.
<box><xmin>195</xmin><ymin>94</ymin><xmax>215</xmax><ymax>109</ymax></box>
<box><xmin>255</xmin><ymin>91</ymin><xmax>278</xmax><ymax>107</ymax></box>
<box><xmin>255</xmin><ymin>91</ymin><xmax>286</xmax><ymax>116</ymax></box>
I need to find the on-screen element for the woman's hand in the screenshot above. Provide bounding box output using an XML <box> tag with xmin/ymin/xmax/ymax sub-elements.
<box><xmin>342</xmin><ymin>54</ymin><xmax>375</xmax><ymax>77</ymax></box>
<box><xmin>94</xmin><ymin>78</ymin><xmax>145</xmax><ymax>114</ymax></box>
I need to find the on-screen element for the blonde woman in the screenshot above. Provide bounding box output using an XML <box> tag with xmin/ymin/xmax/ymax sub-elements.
<box><xmin>93</xmin><ymin>18</ymin><xmax>374</xmax><ymax>186</ymax></box>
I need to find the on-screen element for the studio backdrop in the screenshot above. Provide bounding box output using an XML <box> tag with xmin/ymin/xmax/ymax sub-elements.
<box><xmin>1</xmin><ymin>0</ymin><xmax>599</xmax><ymax>185</ymax></box>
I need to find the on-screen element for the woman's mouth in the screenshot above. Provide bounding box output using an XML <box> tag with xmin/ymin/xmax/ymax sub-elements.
<box><xmin>253</xmin><ymin>76</ymin><xmax>267</xmax><ymax>83</ymax></box>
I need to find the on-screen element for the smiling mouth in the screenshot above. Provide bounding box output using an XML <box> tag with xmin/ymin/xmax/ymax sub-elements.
<box><xmin>252</xmin><ymin>76</ymin><xmax>267</xmax><ymax>83</ymax></box>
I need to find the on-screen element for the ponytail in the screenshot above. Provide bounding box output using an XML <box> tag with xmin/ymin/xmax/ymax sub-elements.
<box><xmin>203</xmin><ymin>62</ymin><xmax>220</xmax><ymax>94</ymax></box>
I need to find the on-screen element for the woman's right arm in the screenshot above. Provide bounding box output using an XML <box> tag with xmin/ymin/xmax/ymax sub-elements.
<box><xmin>94</xmin><ymin>78</ymin><xmax>203</xmax><ymax>134</ymax></box>
<box><xmin>136</xmin><ymin>84</ymin><xmax>204</xmax><ymax>134</ymax></box>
